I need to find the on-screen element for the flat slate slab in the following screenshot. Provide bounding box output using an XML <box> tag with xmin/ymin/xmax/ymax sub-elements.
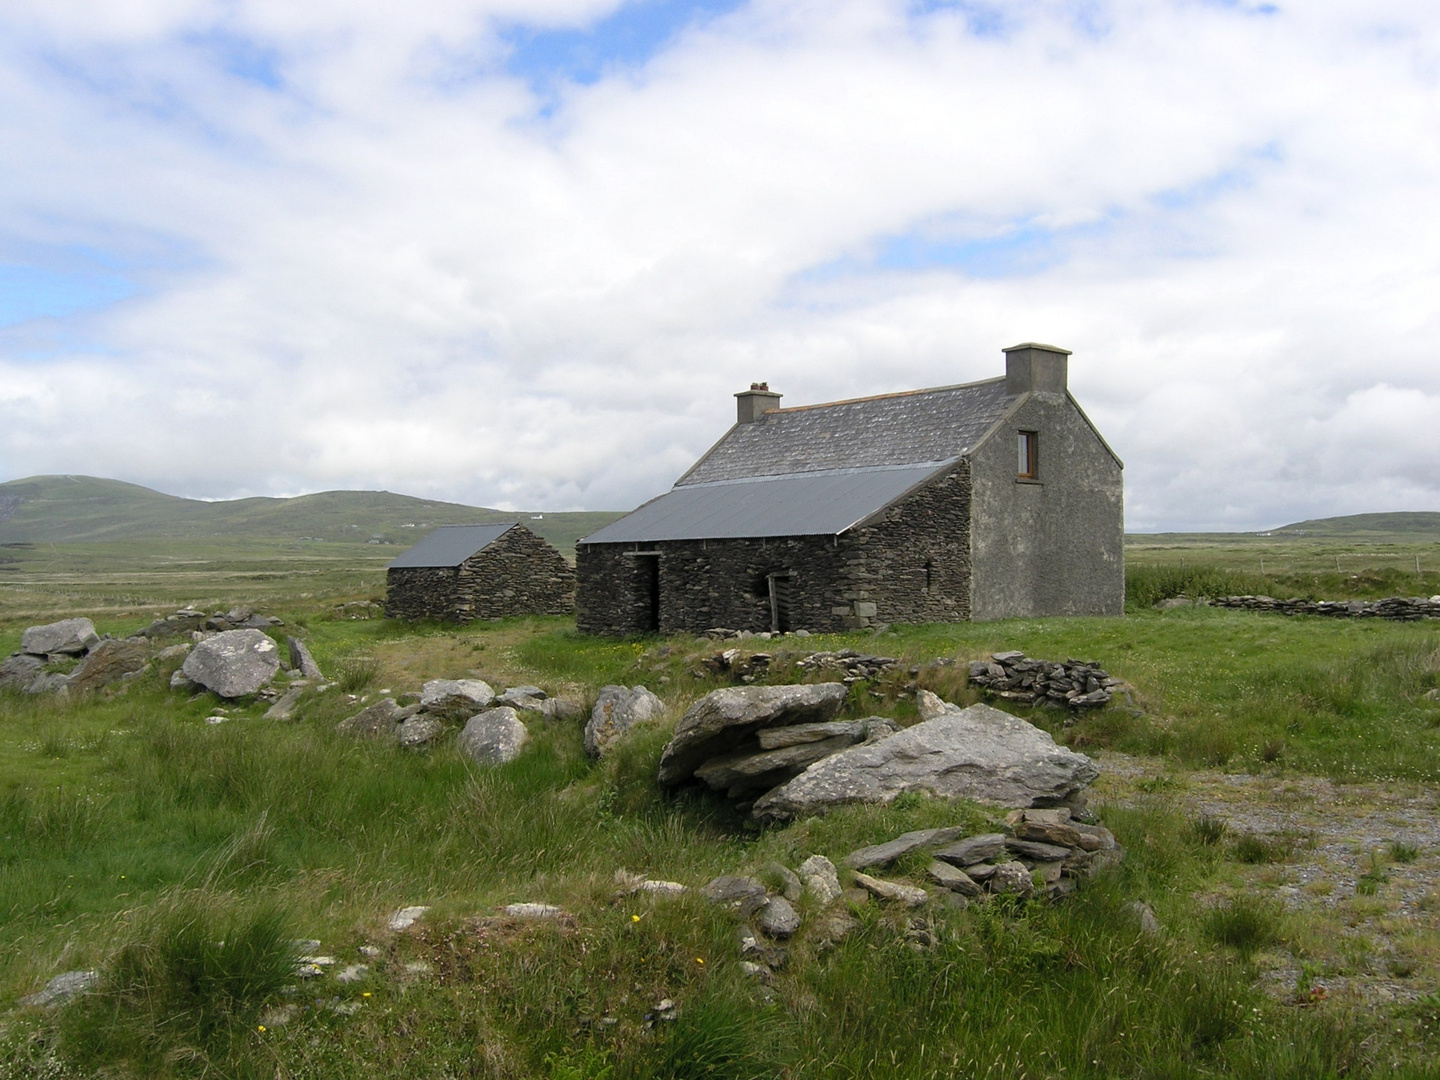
<box><xmin>752</xmin><ymin>702</ymin><xmax>1099</xmax><ymax>821</ymax></box>
<box><xmin>842</xmin><ymin>826</ymin><xmax>968</xmax><ymax>869</ymax></box>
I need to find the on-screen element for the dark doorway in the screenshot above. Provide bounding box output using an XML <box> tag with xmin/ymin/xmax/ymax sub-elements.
<box><xmin>634</xmin><ymin>553</ymin><xmax>661</xmax><ymax>632</ymax></box>
<box><xmin>767</xmin><ymin>572</ymin><xmax>793</xmax><ymax>633</ymax></box>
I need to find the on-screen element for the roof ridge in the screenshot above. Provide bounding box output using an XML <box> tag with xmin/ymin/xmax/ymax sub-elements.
<box><xmin>765</xmin><ymin>375</ymin><xmax>1008</xmax><ymax>415</ymax></box>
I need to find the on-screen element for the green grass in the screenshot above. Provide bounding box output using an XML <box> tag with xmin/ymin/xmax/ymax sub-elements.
<box><xmin>4</xmin><ymin>538</ymin><xmax>1440</xmax><ymax>1076</ymax></box>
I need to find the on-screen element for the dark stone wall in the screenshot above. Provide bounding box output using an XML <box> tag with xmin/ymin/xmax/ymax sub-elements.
<box><xmin>575</xmin><ymin>463</ymin><xmax>973</xmax><ymax>635</ymax></box>
<box><xmin>385</xmin><ymin>525</ymin><xmax>575</xmax><ymax>621</ymax></box>
<box><xmin>968</xmin><ymin>391</ymin><xmax>1125</xmax><ymax>619</ymax></box>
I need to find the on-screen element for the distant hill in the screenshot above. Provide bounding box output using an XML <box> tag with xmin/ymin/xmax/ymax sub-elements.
<box><xmin>0</xmin><ymin>475</ymin><xmax>623</xmax><ymax>556</ymax></box>
<box><xmin>1270</xmin><ymin>512</ymin><xmax>1440</xmax><ymax>539</ymax></box>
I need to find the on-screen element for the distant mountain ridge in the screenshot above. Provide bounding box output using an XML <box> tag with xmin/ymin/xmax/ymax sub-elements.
<box><xmin>1270</xmin><ymin>512</ymin><xmax>1440</xmax><ymax>538</ymax></box>
<box><xmin>0</xmin><ymin>475</ymin><xmax>623</xmax><ymax>556</ymax></box>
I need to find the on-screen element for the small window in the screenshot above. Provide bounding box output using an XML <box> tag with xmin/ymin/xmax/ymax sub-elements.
<box><xmin>1017</xmin><ymin>431</ymin><xmax>1038</xmax><ymax>479</ymax></box>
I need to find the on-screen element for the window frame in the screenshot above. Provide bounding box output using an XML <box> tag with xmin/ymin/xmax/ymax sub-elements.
<box><xmin>1017</xmin><ymin>430</ymin><xmax>1039</xmax><ymax>481</ymax></box>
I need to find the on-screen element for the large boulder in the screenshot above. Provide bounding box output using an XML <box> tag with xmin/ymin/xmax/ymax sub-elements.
<box><xmin>456</xmin><ymin>707</ymin><xmax>529</xmax><ymax>765</ymax></box>
<box><xmin>584</xmin><ymin>685</ymin><xmax>665</xmax><ymax>757</ymax></box>
<box><xmin>657</xmin><ymin>683</ymin><xmax>849</xmax><ymax>787</ymax></box>
<box><xmin>752</xmin><ymin>700</ymin><xmax>1099</xmax><ymax>822</ymax></box>
<box><xmin>0</xmin><ymin>654</ymin><xmax>47</xmax><ymax>693</ymax></box>
<box><xmin>66</xmin><ymin>638</ymin><xmax>150</xmax><ymax>693</ymax></box>
<box><xmin>420</xmin><ymin>679</ymin><xmax>495</xmax><ymax>718</ymax></box>
<box><xmin>22</xmin><ymin>618</ymin><xmax>99</xmax><ymax>657</ymax></box>
<box><xmin>337</xmin><ymin>698</ymin><xmax>415</xmax><ymax>737</ymax></box>
<box><xmin>179</xmin><ymin>629</ymin><xmax>281</xmax><ymax>698</ymax></box>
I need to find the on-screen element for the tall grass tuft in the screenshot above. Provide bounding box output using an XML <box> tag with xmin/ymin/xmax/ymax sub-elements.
<box><xmin>62</xmin><ymin>891</ymin><xmax>296</xmax><ymax>1070</ymax></box>
<box><xmin>1204</xmin><ymin>896</ymin><xmax>1283</xmax><ymax>959</ymax></box>
<box><xmin>334</xmin><ymin>654</ymin><xmax>381</xmax><ymax>693</ymax></box>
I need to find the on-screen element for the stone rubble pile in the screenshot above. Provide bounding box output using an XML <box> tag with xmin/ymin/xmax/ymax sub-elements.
<box><xmin>137</xmin><ymin>605</ymin><xmax>284</xmax><ymax>637</ymax></box>
<box><xmin>660</xmin><ymin>684</ymin><xmax>1100</xmax><ymax>819</ymax></box>
<box><xmin>1</xmin><ymin>617</ymin><xmax>151</xmax><ymax>695</ymax></box>
<box><xmin>699</xmin><ymin>649</ymin><xmax>773</xmax><ymax>681</ymax></box>
<box><xmin>967</xmin><ymin>651</ymin><xmax>1123</xmax><ymax>710</ymax></box>
<box><xmin>795</xmin><ymin>650</ymin><xmax>898</xmax><ymax>683</ymax></box>
<box><xmin>657</xmin><ymin>683</ymin><xmax>902</xmax><ymax>813</ymax></box>
<box><xmin>337</xmin><ymin>677</ymin><xmax>586</xmax><ymax>762</ymax></box>
<box><xmin>703</xmin><ymin>627</ymin><xmax>811</xmax><ymax>640</ymax></box>
<box><xmin>1207</xmin><ymin>595</ymin><xmax>1440</xmax><ymax>621</ymax></box>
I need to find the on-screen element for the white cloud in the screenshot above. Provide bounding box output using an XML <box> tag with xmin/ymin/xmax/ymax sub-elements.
<box><xmin>0</xmin><ymin>0</ymin><xmax>1437</xmax><ymax>530</ymax></box>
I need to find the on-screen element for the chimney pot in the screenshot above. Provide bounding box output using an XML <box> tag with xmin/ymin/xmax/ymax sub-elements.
<box><xmin>1003</xmin><ymin>342</ymin><xmax>1071</xmax><ymax>395</ymax></box>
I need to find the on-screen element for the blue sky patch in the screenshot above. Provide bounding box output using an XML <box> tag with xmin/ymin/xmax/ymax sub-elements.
<box><xmin>909</xmin><ymin>1</ymin><xmax>1012</xmax><ymax>39</ymax></box>
<box><xmin>185</xmin><ymin>28</ymin><xmax>285</xmax><ymax>90</ymax></box>
<box><xmin>501</xmin><ymin>0</ymin><xmax>744</xmax><ymax>90</ymax></box>
<box><xmin>0</xmin><ymin>251</ymin><xmax>138</xmax><ymax>328</ymax></box>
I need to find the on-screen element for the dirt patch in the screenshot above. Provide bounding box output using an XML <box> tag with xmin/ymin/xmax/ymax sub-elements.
<box><xmin>1095</xmin><ymin>751</ymin><xmax>1440</xmax><ymax>1007</ymax></box>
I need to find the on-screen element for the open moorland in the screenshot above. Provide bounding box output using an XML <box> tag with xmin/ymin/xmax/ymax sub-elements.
<box><xmin>2</xmin><ymin>514</ymin><xmax>1440</xmax><ymax>1079</ymax></box>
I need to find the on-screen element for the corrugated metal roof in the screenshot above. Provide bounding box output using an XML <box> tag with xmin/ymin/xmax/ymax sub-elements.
<box><xmin>579</xmin><ymin>463</ymin><xmax>950</xmax><ymax>545</ymax></box>
<box><xmin>679</xmin><ymin>377</ymin><xmax>1015</xmax><ymax>485</ymax></box>
<box><xmin>388</xmin><ymin>523</ymin><xmax>517</xmax><ymax>568</ymax></box>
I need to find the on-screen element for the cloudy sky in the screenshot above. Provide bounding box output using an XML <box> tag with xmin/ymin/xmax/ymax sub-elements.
<box><xmin>1</xmin><ymin>0</ymin><xmax>1437</xmax><ymax>530</ymax></box>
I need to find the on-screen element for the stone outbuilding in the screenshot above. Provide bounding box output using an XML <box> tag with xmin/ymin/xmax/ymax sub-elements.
<box><xmin>575</xmin><ymin>343</ymin><xmax>1122</xmax><ymax>635</ymax></box>
<box><xmin>385</xmin><ymin>524</ymin><xmax>575</xmax><ymax>622</ymax></box>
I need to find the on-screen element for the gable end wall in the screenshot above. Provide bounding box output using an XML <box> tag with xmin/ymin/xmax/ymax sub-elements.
<box><xmin>385</xmin><ymin>525</ymin><xmax>576</xmax><ymax>621</ymax></box>
<box><xmin>968</xmin><ymin>392</ymin><xmax>1124</xmax><ymax>618</ymax></box>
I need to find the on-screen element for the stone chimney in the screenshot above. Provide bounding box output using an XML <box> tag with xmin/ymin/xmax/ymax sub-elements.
<box><xmin>1003</xmin><ymin>343</ymin><xmax>1071</xmax><ymax>395</ymax></box>
<box><xmin>735</xmin><ymin>382</ymin><xmax>782</xmax><ymax>424</ymax></box>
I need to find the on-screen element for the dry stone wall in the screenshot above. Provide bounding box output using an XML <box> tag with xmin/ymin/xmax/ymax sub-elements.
<box><xmin>1207</xmin><ymin>595</ymin><xmax>1440</xmax><ymax>621</ymax></box>
<box><xmin>575</xmin><ymin>463</ymin><xmax>972</xmax><ymax>636</ymax></box>
<box><xmin>385</xmin><ymin>525</ymin><xmax>575</xmax><ymax>622</ymax></box>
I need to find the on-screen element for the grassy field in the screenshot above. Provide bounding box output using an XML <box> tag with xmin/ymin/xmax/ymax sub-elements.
<box><xmin>2</xmin><ymin>536</ymin><xmax>1440</xmax><ymax>1078</ymax></box>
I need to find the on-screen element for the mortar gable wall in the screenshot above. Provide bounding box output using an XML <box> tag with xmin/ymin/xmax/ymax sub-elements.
<box><xmin>968</xmin><ymin>392</ymin><xmax>1123</xmax><ymax>619</ymax></box>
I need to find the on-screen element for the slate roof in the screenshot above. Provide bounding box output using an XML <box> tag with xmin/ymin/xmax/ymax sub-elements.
<box><xmin>677</xmin><ymin>377</ymin><xmax>1014</xmax><ymax>485</ymax></box>
<box><xmin>388</xmin><ymin>524</ymin><xmax>517</xmax><ymax>568</ymax></box>
<box><xmin>582</xmin><ymin>377</ymin><xmax>1019</xmax><ymax>545</ymax></box>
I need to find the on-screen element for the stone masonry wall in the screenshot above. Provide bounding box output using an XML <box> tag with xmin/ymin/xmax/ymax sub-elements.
<box><xmin>575</xmin><ymin>463</ymin><xmax>972</xmax><ymax>635</ymax></box>
<box><xmin>386</xmin><ymin>525</ymin><xmax>575</xmax><ymax>622</ymax></box>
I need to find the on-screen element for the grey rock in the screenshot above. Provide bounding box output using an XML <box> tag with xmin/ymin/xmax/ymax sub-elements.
<box><xmin>585</xmin><ymin>684</ymin><xmax>665</xmax><ymax>757</ymax></box>
<box><xmin>65</xmin><ymin>638</ymin><xmax>151</xmax><ymax>693</ymax></box>
<box><xmin>31</xmin><ymin>673</ymin><xmax>70</xmax><ymax>693</ymax></box>
<box><xmin>693</xmin><ymin>735</ymin><xmax>855</xmax><ymax>794</ymax></box>
<box><xmin>397</xmin><ymin>715</ymin><xmax>447</xmax><ymax>748</ymax></box>
<box><xmin>765</xmin><ymin>862</ymin><xmax>803</xmax><ymax>902</ymax></box>
<box><xmin>170</xmin><ymin>668</ymin><xmax>197</xmax><ymax>692</ymax></box>
<box><xmin>337</xmin><ymin>697</ymin><xmax>407</xmax><ymax>737</ymax></box>
<box><xmin>20</xmin><ymin>969</ymin><xmax>99</xmax><ymax>1007</ymax></box>
<box><xmin>657</xmin><ymin>683</ymin><xmax>849</xmax><ymax>786</ymax></box>
<box><xmin>851</xmin><ymin>871</ymin><xmax>929</xmax><ymax>907</ymax></box>
<box><xmin>1072</xmin><ymin>823</ymin><xmax>1117</xmax><ymax>851</ymax></box>
<box><xmin>1031</xmin><ymin>859</ymin><xmax>1065</xmax><ymax>885</ymax></box>
<box><xmin>926</xmin><ymin>861</ymin><xmax>982</xmax><ymax>896</ymax></box>
<box><xmin>739</xmin><ymin>960</ymin><xmax>772</xmax><ymax>981</ymax></box>
<box><xmin>757</xmin><ymin>896</ymin><xmax>801</xmax><ymax>938</ymax></box>
<box><xmin>1005</xmin><ymin>837</ymin><xmax>1073</xmax><ymax>862</ymax></box>
<box><xmin>287</xmin><ymin>636</ymin><xmax>324</xmax><ymax>679</ymax></box>
<box><xmin>1156</xmin><ymin>597</ymin><xmax>1193</xmax><ymax>610</ymax></box>
<box><xmin>964</xmin><ymin>862</ymin><xmax>998</xmax><ymax>883</ymax></box>
<box><xmin>456</xmin><ymin>707</ymin><xmax>529</xmax><ymax>765</ymax></box>
<box><xmin>420</xmin><ymin>679</ymin><xmax>495</xmax><ymax>717</ymax></box>
<box><xmin>157</xmin><ymin>643</ymin><xmax>191</xmax><ymax>661</ymax></box>
<box><xmin>842</xmin><ymin>826</ymin><xmax>968</xmax><ymax>869</ymax></box>
<box><xmin>22</xmin><ymin>618</ymin><xmax>99</xmax><ymax>657</ymax></box>
<box><xmin>1013</xmin><ymin>818</ymin><xmax>1086</xmax><ymax>849</ymax></box>
<box><xmin>798</xmin><ymin>855</ymin><xmax>842</xmax><ymax>905</ymax></box>
<box><xmin>1128</xmin><ymin>900</ymin><xmax>1162</xmax><ymax>936</ymax></box>
<box><xmin>813</xmin><ymin>907</ymin><xmax>861</xmax><ymax>945</ymax></box>
<box><xmin>264</xmin><ymin>687</ymin><xmax>305</xmax><ymax>720</ymax></box>
<box><xmin>498</xmin><ymin>685</ymin><xmax>546</xmax><ymax>707</ymax></box>
<box><xmin>335</xmin><ymin>964</ymin><xmax>369</xmax><ymax>984</ymax></box>
<box><xmin>932</xmin><ymin>833</ymin><xmax>1007</xmax><ymax>866</ymax></box>
<box><xmin>505</xmin><ymin>902</ymin><xmax>564</xmax><ymax>919</ymax></box>
<box><xmin>633</xmin><ymin>879</ymin><xmax>688</xmax><ymax>897</ymax></box>
<box><xmin>702</xmin><ymin>875</ymin><xmax>769</xmax><ymax>916</ymax></box>
<box><xmin>180</xmin><ymin>629</ymin><xmax>281</xmax><ymax>698</ymax></box>
<box><xmin>755</xmin><ymin>720</ymin><xmax>868</xmax><ymax>750</ymax></box>
<box><xmin>539</xmin><ymin>696</ymin><xmax>585</xmax><ymax>721</ymax></box>
<box><xmin>387</xmin><ymin>906</ymin><xmax>429</xmax><ymax>931</ymax></box>
<box><xmin>752</xmin><ymin>702</ymin><xmax>1099</xmax><ymax>821</ymax></box>
<box><xmin>987</xmin><ymin>862</ymin><xmax>1035</xmax><ymax>898</ymax></box>
<box><xmin>0</xmin><ymin>653</ymin><xmax>45</xmax><ymax>692</ymax></box>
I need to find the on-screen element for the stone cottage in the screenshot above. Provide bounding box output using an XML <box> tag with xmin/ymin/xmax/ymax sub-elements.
<box><xmin>385</xmin><ymin>523</ymin><xmax>575</xmax><ymax>622</ymax></box>
<box><xmin>575</xmin><ymin>343</ymin><xmax>1122</xmax><ymax>635</ymax></box>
